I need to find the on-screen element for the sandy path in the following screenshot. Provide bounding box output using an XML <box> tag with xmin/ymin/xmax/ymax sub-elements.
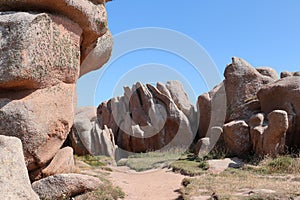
<box><xmin>109</xmin><ymin>166</ymin><xmax>185</xmax><ymax>200</ymax></box>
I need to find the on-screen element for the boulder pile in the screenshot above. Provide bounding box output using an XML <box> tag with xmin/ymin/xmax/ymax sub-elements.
<box><xmin>196</xmin><ymin>57</ymin><xmax>300</xmax><ymax>157</ymax></box>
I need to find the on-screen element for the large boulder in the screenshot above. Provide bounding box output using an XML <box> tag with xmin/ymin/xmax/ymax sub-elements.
<box><xmin>165</xmin><ymin>80</ymin><xmax>196</xmax><ymax>119</ymax></box>
<box><xmin>249</xmin><ymin>110</ymin><xmax>288</xmax><ymax>156</ymax></box>
<box><xmin>197</xmin><ymin>82</ymin><xmax>226</xmax><ymax>139</ymax></box>
<box><xmin>0</xmin><ymin>0</ymin><xmax>110</xmax><ymax>69</ymax></box>
<box><xmin>30</xmin><ymin>147</ymin><xmax>75</xmax><ymax>181</ymax></box>
<box><xmin>69</xmin><ymin>106</ymin><xmax>117</xmax><ymax>159</ymax></box>
<box><xmin>0</xmin><ymin>0</ymin><xmax>113</xmax><ymax>181</ymax></box>
<box><xmin>32</xmin><ymin>174</ymin><xmax>102</xmax><ymax>200</ymax></box>
<box><xmin>258</xmin><ymin>76</ymin><xmax>300</xmax><ymax>149</ymax></box>
<box><xmin>0</xmin><ymin>135</ymin><xmax>39</xmax><ymax>200</ymax></box>
<box><xmin>224</xmin><ymin>57</ymin><xmax>275</xmax><ymax>122</ymax></box>
<box><xmin>97</xmin><ymin>81</ymin><xmax>194</xmax><ymax>153</ymax></box>
<box><xmin>79</xmin><ymin>30</ymin><xmax>113</xmax><ymax>76</ymax></box>
<box><xmin>0</xmin><ymin>82</ymin><xmax>76</xmax><ymax>171</ymax></box>
<box><xmin>0</xmin><ymin>12</ymin><xmax>81</xmax><ymax>90</ymax></box>
<box><xmin>223</xmin><ymin>120</ymin><xmax>252</xmax><ymax>156</ymax></box>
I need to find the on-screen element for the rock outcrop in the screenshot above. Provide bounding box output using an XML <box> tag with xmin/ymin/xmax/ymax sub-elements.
<box><xmin>97</xmin><ymin>81</ymin><xmax>195</xmax><ymax>153</ymax></box>
<box><xmin>32</xmin><ymin>174</ymin><xmax>103</xmax><ymax>200</ymax></box>
<box><xmin>196</xmin><ymin>57</ymin><xmax>300</xmax><ymax>157</ymax></box>
<box><xmin>223</xmin><ymin>120</ymin><xmax>252</xmax><ymax>156</ymax></box>
<box><xmin>197</xmin><ymin>82</ymin><xmax>226</xmax><ymax>139</ymax></box>
<box><xmin>0</xmin><ymin>12</ymin><xmax>81</xmax><ymax>90</ymax></box>
<box><xmin>0</xmin><ymin>82</ymin><xmax>75</xmax><ymax>171</ymax></box>
<box><xmin>30</xmin><ymin>147</ymin><xmax>76</xmax><ymax>181</ymax></box>
<box><xmin>0</xmin><ymin>0</ymin><xmax>112</xmax><ymax>183</ymax></box>
<box><xmin>0</xmin><ymin>135</ymin><xmax>39</xmax><ymax>200</ymax></box>
<box><xmin>0</xmin><ymin>0</ymin><xmax>112</xmax><ymax>74</ymax></box>
<box><xmin>249</xmin><ymin>110</ymin><xmax>288</xmax><ymax>156</ymax></box>
<box><xmin>69</xmin><ymin>106</ymin><xmax>117</xmax><ymax>160</ymax></box>
<box><xmin>258</xmin><ymin>76</ymin><xmax>300</xmax><ymax>150</ymax></box>
<box><xmin>224</xmin><ymin>57</ymin><xmax>275</xmax><ymax>122</ymax></box>
<box><xmin>280</xmin><ymin>71</ymin><xmax>300</xmax><ymax>78</ymax></box>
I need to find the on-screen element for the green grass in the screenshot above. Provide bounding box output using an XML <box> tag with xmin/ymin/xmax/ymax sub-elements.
<box><xmin>118</xmin><ymin>150</ymin><xmax>184</xmax><ymax>172</ymax></box>
<box><xmin>169</xmin><ymin>154</ymin><xmax>209</xmax><ymax>176</ymax></box>
<box><xmin>75</xmin><ymin>155</ymin><xmax>113</xmax><ymax>167</ymax></box>
<box><xmin>74</xmin><ymin>155</ymin><xmax>125</xmax><ymax>200</ymax></box>
<box><xmin>77</xmin><ymin>184</ymin><xmax>125</xmax><ymax>200</ymax></box>
<box><xmin>119</xmin><ymin>150</ymin><xmax>210</xmax><ymax>175</ymax></box>
<box><xmin>245</xmin><ymin>155</ymin><xmax>300</xmax><ymax>175</ymax></box>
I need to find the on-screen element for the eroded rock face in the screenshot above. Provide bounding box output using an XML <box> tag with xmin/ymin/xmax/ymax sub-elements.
<box><xmin>97</xmin><ymin>81</ymin><xmax>194</xmax><ymax>153</ymax></box>
<box><xmin>256</xmin><ymin>67</ymin><xmax>279</xmax><ymax>80</ymax></box>
<box><xmin>223</xmin><ymin>120</ymin><xmax>252</xmax><ymax>156</ymax></box>
<box><xmin>69</xmin><ymin>106</ymin><xmax>117</xmax><ymax>160</ymax></box>
<box><xmin>224</xmin><ymin>57</ymin><xmax>275</xmax><ymax>122</ymax></box>
<box><xmin>249</xmin><ymin>110</ymin><xmax>288</xmax><ymax>156</ymax></box>
<box><xmin>0</xmin><ymin>0</ymin><xmax>112</xmax><ymax>184</ymax></box>
<box><xmin>196</xmin><ymin>57</ymin><xmax>300</xmax><ymax>157</ymax></box>
<box><xmin>197</xmin><ymin>82</ymin><xmax>226</xmax><ymax>139</ymax></box>
<box><xmin>79</xmin><ymin>30</ymin><xmax>113</xmax><ymax>76</ymax></box>
<box><xmin>258</xmin><ymin>76</ymin><xmax>300</xmax><ymax>149</ymax></box>
<box><xmin>32</xmin><ymin>174</ymin><xmax>102</xmax><ymax>200</ymax></box>
<box><xmin>280</xmin><ymin>71</ymin><xmax>300</xmax><ymax>78</ymax></box>
<box><xmin>0</xmin><ymin>12</ymin><xmax>81</xmax><ymax>90</ymax></box>
<box><xmin>0</xmin><ymin>0</ymin><xmax>110</xmax><ymax>69</ymax></box>
<box><xmin>0</xmin><ymin>135</ymin><xmax>39</xmax><ymax>200</ymax></box>
<box><xmin>0</xmin><ymin>82</ymin><xmax>76</xmax><ymax>171</ymax></box>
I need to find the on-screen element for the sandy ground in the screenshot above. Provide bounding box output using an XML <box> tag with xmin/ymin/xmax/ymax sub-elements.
<box><xmin>109</xmin><ymin>166</ymin><xmax>185</xmax><ymax>200</ymax></box>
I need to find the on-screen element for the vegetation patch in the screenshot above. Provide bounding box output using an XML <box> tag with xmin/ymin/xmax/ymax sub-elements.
<box><xmin>169</xmin><ymin>154</ymin><xmax>209</xmax><ymax>176</ymax></box>
<box><xmin>75</xmin><ymin>155</ymin><xmax>113</xmax><ymax>167</ymax></box>
<box><xmin>179</xmin><ymin>155</ymin><xmax>300</xmax><ymax>200</ymax></box>
<box><xmin>119</xmin><ymin>150</ymin><xmax>184</xmax><ymax>172</ymax></box>
<box><xmin>77</xmin><ymin>184</ymin><xmax>125</xmax><ymax>200</ymax></box>
<box><xmin>74</xmin><ymin>155</ymin><xmax>125</xmax><ymax>199</ymax></box>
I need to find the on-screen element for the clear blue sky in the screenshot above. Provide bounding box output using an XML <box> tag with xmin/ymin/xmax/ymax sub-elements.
<box><xmin>77</xmin><ymin>0</ymin><xmax>300</xmax><ymax>107</ymax></box>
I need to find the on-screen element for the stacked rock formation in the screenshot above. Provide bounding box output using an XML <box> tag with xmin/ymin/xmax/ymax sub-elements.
<box><xmin>69</xmin><ymin>106</ymin><xmax>117</xmax><ymax>160</ymax></box>
<box><xmin>196</xmin><ymin>57</ymin><xmax>300</xmax><ymax>157</ymax></box>
<box><xmin>96</xmin><ymin>81</ymin><xmax>196</xmax><ymax>153</ymax></box>
<box><xmin>0</xmin><ymin>0</ymin><xmax>112</xmax><ymax>198</ymax></box>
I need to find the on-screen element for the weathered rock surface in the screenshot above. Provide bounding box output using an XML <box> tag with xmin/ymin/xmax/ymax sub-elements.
<box><xmin>69</xmin><ymin>106</ymin><xmax>117</xmax><ymax>159</ymax></box>
<box><xmin>42</xmin><ymin>147</ymin><xmax>75</xmax><ymax>177</ymax></box>
<box><xmin>0</xmin><ymin>135</ymin><xmax>39</xmax><ymax>200</ymax></box>
<box><xmin>258</xmin><ymin>76</ymin><xmax>300</xmax><ymax>149</ymax></box>
<box><xmin>165</xmin><ymin>81</ymin><xmax>198</xmax><ymax>133</ymax></box>
<box><xmin>250</xmin><ymin>110</ymin><xmax>288</xmax><ymax>156</ymax></box>
<box><xmin>207</xmin><ymin>157</ymin><xmax>244</xmax><ymax>174</ymax></box>
<box><xmin>196</xmin><ymin>57</ymin><xmax>300</xmax><ymax>157</ymax></box>
<box><xmin>256</xmin><ymin>67</ymin><xmax>279</xmax><ymax>80</ymax></box>
<box><xmin>32</xmin><ymin>174</ymin><xmax>102</xmax><ymax>200</ymax></box>
<box><xmin>0</xmin><ymin>82</ymin><xmax>76</xmax><ymax>171</ymax></box>
<box><xmin>223</xmin><ymin>120</ymin><xmax>251</xmax><ymax>156</ymax></box>
<box><xmin>0</xmin><ymin>0</ymin><xmax>112</xmax><ymax>183</ymax></box>
<box><xmin>0</xmin><ymin>0</ymin><xmax>109</xmax><ymax>66</ymax></box>
<box><xmin>224</xmin><ymin>57</ymin><xmax>274</xmax><ymax>122</ymax></box>
<box><xmin>197</xmin><ymin>82</ymin><xmax>226</xmax><ymax>139</ymax></box>
<box><xmin>280</xmin><ymin>71</ymin><xmax>300</xmax><ymax>78</ymax></box>
<box><xmin>30</xmin><ymin>147</ymin><xmax>76</xmax><ymax>182</ymax></box>
<box><xmin>0</xmin><ymin>12</ymin><xmax>81</xmax><ymax>90</ymax></box>
<box><xmin>194</xmin><ymin>126</ymin><xmax>223</xmax><ymax>157</ymax></box>
<box><xmin>165</xmin><ymin>80</ymin><xmax>195</xmax><ymax>118</ymax></box>
<box><xmin>80</xmin><ymin>30</ymin><xmax>113</xmax><ymax>76</ymax></box>
<box><xmin>97</xmin><ymin>81</ymin><xmax>194</xmax><ymax>152</ymax></box>
<box><xmin>0</xmin><ymin>0</ymin><xmax>113</xmax><ymax>198</ymax></box>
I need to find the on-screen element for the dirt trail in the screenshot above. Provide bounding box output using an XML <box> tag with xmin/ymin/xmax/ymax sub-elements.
<box><xmin>109</xmin><ymin>166</ymin><xmax>185</xmax><ymax>200</ymax></box>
